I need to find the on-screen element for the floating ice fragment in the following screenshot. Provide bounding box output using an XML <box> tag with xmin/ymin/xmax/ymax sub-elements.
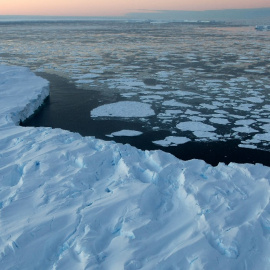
<box><xmin>239</xmin><ymin>144</ymin><xmax>257</xmax><ymax>149</ymax></box>
<box><xmin>235</xmin><ymin>120</ymin><xmax>255</xmax><ymax>126</ymax></box>
<box><xmin>153</xmin><ymin>136</ymin><xmax>190</xmax><ymax>147</ymax></box>
<box><xmin>107</xmin><ymin>130</ymin><xmax>143</xmax><ymax>137</ymax></box>
<box><xmin>242</xmin><ymin>97</ymin><xmax>264</xmax><ymax>103</ymax></box>
<box><xmin>209</xmin><ymin>118</ymin><xmax>229</xmax><ymax>125</ymax></box>
<box><xmin>91</xmin><ymin>101</ymin><xmax>155</xmax><ymax>118</ymax></box>
<box><xmin>176</xmin><ymin>121</ymin><xmax>216</xmax><ymax>132</ymax></box>
<box><xmin>193</xmin><ymin>131</ymin><xmax>218</xmax><ymax>139</ymax></box>
<box><xmin>163</xmin><ymin>99</ymin><xmax>190</xmax><ymax>108</ymax></box>
<box><xmin>253</xmin><ymin>133</ymin><xmax>270</xmax><ymax>142</ymax></box>
<box><xmin>232</xmin><ymin>126</ymin><xmax>258</xmax><ymax>133</ymax></box>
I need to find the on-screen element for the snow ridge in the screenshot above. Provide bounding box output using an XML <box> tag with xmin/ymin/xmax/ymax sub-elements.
<box><xmin>1</xmin><ymin>66</ymin><xmax>270</xmax><ymax>270</ymax></box>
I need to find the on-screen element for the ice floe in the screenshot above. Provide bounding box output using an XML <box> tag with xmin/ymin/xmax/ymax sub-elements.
<box><xmin>176</xmin><ymin>121</ymin><xmax>216</xmax><ymax>132</ymax></box>
<box><xmin>153</xmin><ymin>136</ymin><xmax>190</xmax><ymax>147</ymax></box>
<box><xmin>107</xmin><ymin>130</ymin><xmax>143</xmax><ymax>137</ymax></box>
<box><xmin>209</xmin><ymin>118</ymin><xmax>230</xmax><ymax>125</ymax></box>
<box><xmin>91</xmin><ymin>101</ymin><xmax>155</xmax><ymax>118</ymax></box>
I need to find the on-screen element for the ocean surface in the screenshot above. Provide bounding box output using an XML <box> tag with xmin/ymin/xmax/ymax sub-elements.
<box><xmin>1</xmin><ymin>19</ymin><xmax>269</xmax><ymax>165</ymax></box>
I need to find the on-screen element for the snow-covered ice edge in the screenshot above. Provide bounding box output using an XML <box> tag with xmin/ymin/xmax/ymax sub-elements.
<box><xmin>1</xmin><ymin>65</ymin><xmax>270</xmax><ymax>270</ymax></box>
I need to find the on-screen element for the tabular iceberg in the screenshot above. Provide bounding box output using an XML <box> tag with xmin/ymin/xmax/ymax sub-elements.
<box><xmin>1</xmin><ymin>65</ymin><xmax>270</xmax><ymax>270</ymax></box>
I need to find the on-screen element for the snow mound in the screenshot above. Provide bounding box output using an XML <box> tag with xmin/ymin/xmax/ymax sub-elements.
<box><xmin>1</xmin><ymin>65</ymin><xmax>270</xmax><ymax>270</ymax></box>
<box><xmin>91</xmin><ymin>101</ymin><xmax>155</xmax><ymax>118</ymax></box>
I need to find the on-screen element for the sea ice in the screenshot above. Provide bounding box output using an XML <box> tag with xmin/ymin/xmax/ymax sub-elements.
<box><xmin>91</xmin><ymin>101</ymin><xmax>155</xmax><ymax>118</ymax></box>
<box><xmin>176</xmin><ymin>121</ymin><xmax>216</xmax><ymax>132</ymax></box>
<box><xmin>209</xmin><ymin>118</ymin><xmax>230</xmax><ymax>125</ymax></box>
<box><xmin>153</xmin><ymin>136</ymin><xmax>191</xmax><ymax>147</ymax></box>
<box><xmin>235</xmin><ymin>119</ymin><xmax>255</xmax><ymax>126</ymax></box>
<box><xmin>193</xmin><ymin>131</ymin><xmax>218</xmax><ymax>139</ymax></box>
<box><xmin>107</xmin><ymin>130</ymin><xmax>143</xmax><ymax>137</ymax></box>
<box><xmin>232</xmin><ymin>126</ymin><xmax>258</xmax><ymax>133</ymax></box>
<box><xmin>242</xmin><ymin>97</ymin><xmax>264</xmax><ymax>103</ymax></box>
<box><xmin>162</xmin><ymin>99</ymin><xmax>190</xmax><ymax>108</ymax></box>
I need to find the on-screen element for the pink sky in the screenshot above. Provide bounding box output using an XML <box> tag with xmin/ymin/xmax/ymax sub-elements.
<box><xmin>1</xmin><ymin>0</ymin><xmax>270</xmax><ymax>16</ymax></box>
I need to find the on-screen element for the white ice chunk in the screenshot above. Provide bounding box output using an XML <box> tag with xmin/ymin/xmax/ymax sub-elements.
<box><xmin>107</xmin><ymin>130</ymin><xmax>143</xmax><ymax>137</ymax></box>
<box><xmin>253</xmin><ymin>133</ymin><xmax>270</xmax><ymax>141</ymax></box>
<box><xmin>232</xmin><ymin>126</ymin><xmax>258</xmax><ymax>133</ymax></box>
<box><xmin>163</xmin><ymin>99</ymin><xmax>190</xmax><ymax>107</ymax></box>
<box><xmin>262</xmin><ymin>124</ymin><xmax>270</xmax><ymax>132</ymax></box>
<box><xmin>242</xmin><ymin>97</ymin><xmax>264</xmax><ymax>103</ymax></box>
<box><xmin>188</xmin><ymin>116</ymin><xmax>207</xmax><ymax>121</ymax></box>
<box><xmin>91</xmin><ymin>101</ymin><xmax>155</xmax><ymax>118</ymax></box>
<box><xmin>176</xmin><ymin>121</ymin><xmax>216</xmax><ymax>132</ymax></box>
<box><xmin>209</xmin><ymin>118</ymin><xmax>229</xmax><ymax>125</ymax></box>
<box><xmin>235</xmin><ymin>119</ymin><xmax>255</xmax><ymax>126</ymax></box>
<box><xmin>193</xmin><ymin>131</ymin><xmax>218</xmax><ymax>139</ymax></box>
<box><xmin>153</xmin><ymin>136</ymin><xmax>190</xmax><ymax>147</ymax></box>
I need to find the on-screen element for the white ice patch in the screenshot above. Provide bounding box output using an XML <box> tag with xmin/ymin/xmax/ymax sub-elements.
<box><xmin>209</xmin><ymin>118</ymin><xmax>229</xmax><ymax>125</ymax></box>
<box><xmin>185</xmin><ymin>109</ymin><xmax>200</xmax><ymax>115</ymax></box>
<box><xmin>262</xmin><ymin>124</ymin><xmax>270</xmax><ymax>132</ymax></box>
<box><xmin>162</xmin><ymin>99</ymin><xmax>190</xmax><ymax>108</ymax></box>
<box><xmin>153</xmin><ymin>136</ymin><xmax>190</xmax><ymax>147</ymax></box>
<box><xmin>107</xmin><ymin>130</ymin><xmax>143</xmax><ymax>137</ymax></box>
<box><xmin>188</xmin><ymin>116</ymin><xmax>207</xmax><ymax>122</ymax></box>
<box><xmin>239</xmin><ymin>143</ymin><xmax>257</xmax><ymax>149</ymax></box>
<box><xmin>165</xmin><ymin>109</ymin><xmax>183</xmax><ymax>115</ymax></box>
<box><xmin>140</xmin><ymin>95</ymin><xmax>163</xmax><ymax>101</ymax></box>
<box><xmin>91</xmin><ymin>101</ymin><xmax>155</xmax><ymax>118</ymax></box>
<box><xmin>233</xmin><ymin>126</ymin><xmax>258</xmax><ymax>133</ymax></box>
<box><xmin>107</xmin><ymin>77</ymin><xmax>145</xmax><ymax>90</ymax></box>
<box><xmin>74</xmin><ymin>73</ymin><xmax>99</xmax><ymax>80</ymax></box>
<box><xmin>242</xmin><ymin>97</ymin><xmax>264</xmax><ymax>103</ymax></box>
<box><xmin>193</xmin><ymin>131</ymin><xmax>218</xmax><ymax>139</ymax></box>
<box><xmin>200</xmin><ymin>103</ymin><xmax>218</xmax><ymax>110</ymax></box>
<box><xmin>235</xmin><ymin>119</ymin><xmax>255</xmax><ymax>126</ymax></box>
<box><xmin>253</xmin><ymin>133</ymin><xmax>270</xmax><ymax>142</ymax></box>
<box><xmin>235</xmin><ymin>104</ymin><xmax>253</xmax><ymax>111</ymax></box>
<box><xmin>176</xmin><ymin>121</ymin><xmax>216</xmax><ymax>132</ymax></box>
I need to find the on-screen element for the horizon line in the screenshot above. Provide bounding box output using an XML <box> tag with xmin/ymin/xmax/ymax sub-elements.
<box><xmin>1</xmin><ymin>6</ymin><xmax>270</xmax><ymax>18</ymax></box>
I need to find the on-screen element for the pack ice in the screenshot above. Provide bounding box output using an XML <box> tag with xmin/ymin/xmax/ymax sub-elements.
<box><xmin>1</xmin><ymin>65</ymin><xmax>270</xmax><ymax>270</ymax></box>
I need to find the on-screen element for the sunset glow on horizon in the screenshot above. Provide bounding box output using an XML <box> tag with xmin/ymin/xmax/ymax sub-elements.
<box><xmin>1</xmin><ymin>0</ymin><xmax>270</xmax><ymax>16</ymax></box>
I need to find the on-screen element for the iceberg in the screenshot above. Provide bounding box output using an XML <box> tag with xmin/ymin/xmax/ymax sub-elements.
<box><xmin>1</xmin><ymin>65</ymin><xmax>270</xmax><ymax>269</ymax></box>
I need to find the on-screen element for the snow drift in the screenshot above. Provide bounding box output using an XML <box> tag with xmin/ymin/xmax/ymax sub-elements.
<box><xmin>1</xmin><ymin>65</ymin><xmax>270</xmax><ymax>270</ymax></box>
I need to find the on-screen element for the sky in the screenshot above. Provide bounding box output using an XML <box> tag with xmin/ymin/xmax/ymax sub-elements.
<box><xmin>1</xmin><ymin>0</ymin><xmax>270</xmax><ymax>16</ymax></box>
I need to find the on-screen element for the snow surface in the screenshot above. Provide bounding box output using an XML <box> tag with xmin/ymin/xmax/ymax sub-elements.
<box><xmin>1</xmin><ymin>65</ymin><xmax>270</xmax><ymax>270</ymax></box>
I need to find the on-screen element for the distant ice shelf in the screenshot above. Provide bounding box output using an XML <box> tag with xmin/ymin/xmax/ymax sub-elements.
<box><xmin>1</xmin><ymin>65</ymin><xmax>270</xmax><ymax>270</ymax></box>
